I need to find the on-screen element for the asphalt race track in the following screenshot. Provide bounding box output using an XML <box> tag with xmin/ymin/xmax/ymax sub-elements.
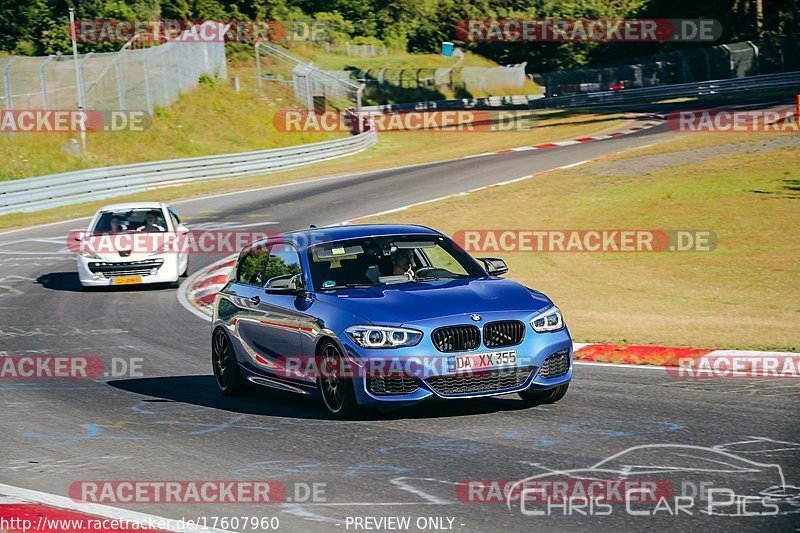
<box><xmin>1</xmin><ymin>120</ymin><xmax>798</xmax><ymax>532</ymax></box>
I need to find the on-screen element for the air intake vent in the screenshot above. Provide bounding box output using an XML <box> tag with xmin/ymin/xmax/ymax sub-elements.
<box><xmin>432</xmin><ymin>325</ymin><xmax>480</xmax><ymax>353</ymax></box>
<box><xmin>368</xmin><ymin>376</ymin><xmax>419</xmax><ymax>395</ymax></box>
<box><xmin>538</xmin><ymin>349</ymin><xmax>570</xmax><ymax>378</ymax></box>
<box><xmin>426</xmin><ymin>367</ymin><xmax>534</xmax><ymax>396</ymax></box>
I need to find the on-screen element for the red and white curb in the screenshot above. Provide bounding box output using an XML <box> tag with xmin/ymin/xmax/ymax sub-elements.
<box><xmin>461</xmin><ymin>119</ymin><xmax>662</xmax><ymax>159</ymax></box>
<box><xmin>0</xmin><ymin>483</ymin><xmax>231</xmax><ymax>532</ymax></box>
<box><xmin>179</xmin><ymin>267</ymin><xmax>798</xmax><ymax>370</ymax></box>
<box><xmin>571</xmin><ymin>343</ymin><xmax>799</xmax><ymax>372</ymax></box>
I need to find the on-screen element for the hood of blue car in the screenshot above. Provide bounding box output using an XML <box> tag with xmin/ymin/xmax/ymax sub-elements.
<box><xmin>315</xmin><ymin>277</ymin><xmax>552</xmax><ymax>325</ymax></box>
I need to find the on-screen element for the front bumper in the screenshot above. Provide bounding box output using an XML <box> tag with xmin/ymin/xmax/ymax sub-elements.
<box><xmin>77</xmin><ymin>254</ymin><xmax>180</xmax><ymax>286</ymax></box>
<box><xmin>337</xmin><ymin>317</ymin><xmax>573</xmax><ymax>406</ymax></box>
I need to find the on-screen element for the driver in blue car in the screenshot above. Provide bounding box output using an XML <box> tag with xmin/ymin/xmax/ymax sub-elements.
<box><xmin>392</xmin><ymin>248</ymin><xmax>415</xmax><ymax>278</ymax></box>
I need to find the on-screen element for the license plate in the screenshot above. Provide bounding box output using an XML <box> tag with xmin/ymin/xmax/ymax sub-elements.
<box><xmin>110</xmin><ymin>276</ymin><xmax>142</xmax><ymax>285</ymax></box>
<box><xmin>448</xmin><ymin>350</ymin><xmax>518</xmax><ymax>372</ymax></box>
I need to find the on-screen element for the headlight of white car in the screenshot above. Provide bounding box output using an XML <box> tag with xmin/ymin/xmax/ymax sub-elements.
<box><xmin>530</xmin><ymin>306</ymin><xmax>564</xmax><ymax>333</ymax></box>
<box><xmin>346</xmin><ymin>326</ymin><xmax>423</xmax><ymax>348</ymax></box>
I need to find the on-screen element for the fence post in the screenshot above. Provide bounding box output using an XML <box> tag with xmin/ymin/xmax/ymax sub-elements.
<box><xmin>79</xmin><ymin>52</ymin><xmax>93</xmax><ymax>109</ymax></box>
<box><xmin>143</xmin><ymin>55</ymin><xmax>153</xmax><ymax>113</ymax></box>
<box><xmin>745</xmin><ymin>41</ymin><xmax>760</xmax><ymax>75</ymax></box>
<box><xmin>40</xmin><ymin>55</ymin><xmax>55</xmax><ymax>109</ymax></box>
<box><xmin>115</xmin><ymin>60</ymin><xmax>125</xmax><ymax>110</ymax></box>
<box><xmin>3</xmin><ymin>57</ymin><xmax>17</xmax><ymax>111</ymax></box>
<box><xmin>160</xmin><ymin>49</ymin><xmax>169</xmax><ymax>103</ymax></box>
<box><xmin>720</xmin><ymin>44</ymin><xmax>735</xmax><ymax>78</ymax></box>
<box><xmin>255</xmin><ymin>41</ymin><xmax>263</xmax><ymax>91</ymax></box>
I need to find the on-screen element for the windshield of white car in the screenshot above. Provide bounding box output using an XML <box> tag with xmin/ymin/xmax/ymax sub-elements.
<box><xmin>308</xmin><ymin>235</ymin><xmax>485</xmax><ymax>291</ymax></box>
<box><xmin>91</xmin><ymin>209</ymin><xmax>168</xmax><ymax>233</ymax></box>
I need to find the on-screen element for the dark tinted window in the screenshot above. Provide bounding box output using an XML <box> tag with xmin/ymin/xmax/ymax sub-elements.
<box><xmin>237</xmin><ymin>244</ymin><xmax>302</xmax><ymax>286</ymax></box>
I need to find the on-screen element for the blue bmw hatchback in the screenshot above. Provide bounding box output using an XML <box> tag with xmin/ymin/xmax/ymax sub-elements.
<box><xmin>212</xmin><ymin>224</ymin><xmax>572</xmax><ymax>418</ymax></box>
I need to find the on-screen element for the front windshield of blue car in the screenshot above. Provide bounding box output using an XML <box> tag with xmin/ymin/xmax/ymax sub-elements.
<box><xmin>308</xmin><ymin>235</ymin><xmax>486</xmax><ymax>291</ymax></box>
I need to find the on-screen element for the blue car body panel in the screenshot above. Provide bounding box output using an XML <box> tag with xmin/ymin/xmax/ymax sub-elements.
<box><xmin>213</xmin><ymin>224</ymin><xmax>573</xmax><ymax>407</ymax></box>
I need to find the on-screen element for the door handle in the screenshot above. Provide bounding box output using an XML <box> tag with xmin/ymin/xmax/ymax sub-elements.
<box><xmin>249</xmin><ymin>295</ymin><xmax>260</xmax><ymax>305</ymax></box>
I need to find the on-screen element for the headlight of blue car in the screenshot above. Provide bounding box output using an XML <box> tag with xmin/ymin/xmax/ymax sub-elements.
<box><xmin>530</xmin><ymin>306</ymin><xmax>564</xmax><ymax>332</ymax></box>
<box><xmin>346</xmin><ymin>325</ymin><xmax>423</xmax><ymax>348</ymax></box>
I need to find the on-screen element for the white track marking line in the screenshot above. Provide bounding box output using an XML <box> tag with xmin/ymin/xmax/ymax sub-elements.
<box><xmin>0</xmin><ymin>482</ymin><xmax>233</xmax><ymax>532</ymax></box>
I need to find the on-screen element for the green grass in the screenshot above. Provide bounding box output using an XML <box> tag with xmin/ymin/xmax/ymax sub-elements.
<box><xmin>0</xmin><ymin>65</ymin><xmax>342</xmax><ymax>180</ymax></box>
<box><xmin>0</xmin><ymin>110</ymin><xmax>629</xmax><ymax>230</ymax></box>
<box><xmin>364</xmin><ymin>133</ymin><xmax>800</xmax><ymax>352</ymax></box>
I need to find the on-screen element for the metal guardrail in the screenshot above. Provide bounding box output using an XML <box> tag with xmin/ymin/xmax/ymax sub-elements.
<box><xmin>364</xmin><ymin>71</ymin><xmax>800</xmax><ymax>113</ymax></box>
<box><xmin>2</xmin><ymin>71</ymin><xmax>796</xmax><ymax>217</ymax></box>
<box><xmin>0</xmin><ymin>130</ymin><xmax>377</xmax><ymax>215</ymax></box>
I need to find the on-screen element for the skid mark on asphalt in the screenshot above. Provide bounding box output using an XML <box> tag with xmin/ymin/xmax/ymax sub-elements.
<box><xmin>662</xmin><ymin>379</ymin><xmax>800</xmax><ymax>397</ymax></box>
<box><xmin>377</xmin><ymin>419</ymin><xmax>684</xmax><ymax>455</ymax></box>
<box><xmin>234</xmin><ymin>461</ymin><xmax>410</xmax><ymax>480</ymax></box>
<box><xmin>23</xmin><ymin>423</ymin><xmax>149</xmax><ymax>448</ymax></box>
<box><xmin>2</xmin><ymin>455</ymin><xmax>130</xmax><ymax>474</ymax></box>
<box><xmin>0</xmin><ymin>326</ymin><xmax>127</xmax><ymax>338</ymax></box>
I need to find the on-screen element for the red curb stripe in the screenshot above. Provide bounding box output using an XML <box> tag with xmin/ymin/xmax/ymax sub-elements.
<box><xmin>575</xmin><ymin>137</ymin><xmax>596</xmax><ymax>142</ymax></box>
<box><xmin>532</xmin><ymin>143</ymin><xmax>558</xmax><ymax>149</ymax></box>
<box><xmin>575</xmin><ymin>344</ymin><xmax>711</xmax><ymax>366</ymax></box>
<box><xmin>606</xmin><ymin>132</ymin><xmax>624</xmax><ymax>137</ymax></box>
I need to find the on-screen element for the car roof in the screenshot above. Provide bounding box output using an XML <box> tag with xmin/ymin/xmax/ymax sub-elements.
<box><xmin>97</xmin><ymin>202</ymin><xmax>168</xmax><ymax>211</ymax></box>
<box><xmin>258</xmin><ymin>224</ymin><xmax>443</xmax><ymax>250</ymax></box>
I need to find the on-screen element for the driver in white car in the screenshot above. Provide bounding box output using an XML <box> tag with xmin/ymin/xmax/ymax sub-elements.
<box><xmin>136</xmin><ymin>211</ymin><xmax>165</xmax><ymax>232</ymax></box>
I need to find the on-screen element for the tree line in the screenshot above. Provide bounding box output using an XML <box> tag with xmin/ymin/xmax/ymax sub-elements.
<box><xmin>1</xmin><ymin>0</ymin><xmax>796</xmax><ymax>71</ymax></box>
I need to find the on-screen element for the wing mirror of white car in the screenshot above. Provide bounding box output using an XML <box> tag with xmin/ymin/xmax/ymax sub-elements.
<box><xmin>479</xmin><ymin>257</ymin><xmax>509</xmax><ymax>276</ymax></box>
<box><xmin>176</xmin><ymin>224</ymin><xmax>190</xmax><ymax>234</ymax></box>
<box><xmin>73</xmin><ymin>231</ymin><xmax>85</xmax><ymax>242</ymax></box>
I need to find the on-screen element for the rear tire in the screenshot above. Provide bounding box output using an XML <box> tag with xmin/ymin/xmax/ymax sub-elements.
<box><xmin>316</xmin><ymin>340</ymin><xmax>360</xmax><ymax>419</ymax></box>
<box><xmin>212</xmin><ymin>328</ymin><xmax>243</xmax><ymax>395</ymax></box>
<box><xmin>518</xmin><ymin>383</ymin><xmax>569</xmax><ymax>406</ymax></box>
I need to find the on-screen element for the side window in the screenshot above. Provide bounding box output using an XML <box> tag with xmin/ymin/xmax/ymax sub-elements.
<box><xmin>238</xmin><ymin>249</ymin><xmax>268</xmax><ymax>285</ymax></box>
<box><xmin>237</xmin><ymin>244</ymin><xmax>302</xmax><ymax>287</ymax></box>
<box><xmin>264</xmin><ymin>244</ymin><xmax>302</xmax><ymax>284</ymax></box>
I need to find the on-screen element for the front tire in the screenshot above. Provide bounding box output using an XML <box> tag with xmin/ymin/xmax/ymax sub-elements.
<box><xmin>316</xmin><ymin>340</ymin><xmax>360</xmax><ymax>419</ymax></box>
<box><xmin>212</xmin><ymin>328</ymin><xmax>243</xmax><ymax>395</ymax></box>
<box><xmin>518</xmin><ymin>383</ymin><xmax>569</xmax><ymax>406</ymax></box>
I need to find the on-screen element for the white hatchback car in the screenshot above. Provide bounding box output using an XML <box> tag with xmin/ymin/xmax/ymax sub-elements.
<box><xmin>76</xmin><ymin>202</ymin><xmax>189</xmax><ymax>288</ymax></box>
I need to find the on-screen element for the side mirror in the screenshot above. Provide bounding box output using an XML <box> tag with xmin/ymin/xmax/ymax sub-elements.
<box><xmin>479</xmin><ymin>257</ymin><xmax>508</xmax><ymax>276</ymax></box>
<box><xmin>265</xmin><ymin>274</ymin><xmax>305</xmax><ymax>295</ymax></box>
<box><xmin>176</xmin><ymin>224</ymin><xmax>190</xmax><ymax>235</ymax></box>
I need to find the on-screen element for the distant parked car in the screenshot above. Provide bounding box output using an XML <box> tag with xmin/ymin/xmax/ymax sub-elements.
<box><xmin>212</xmin><ymin>224</ymin><xmax>573</xmax><ymax>418</ymax></box>
<box><xmin>76</xmin><ymin>202</ymin><xmax>190</xmax><ymax>288</ymax></box>
<box><xmin>609</xmin><ymin>81</ymin><xmax>626</xmax><ymax>91</ymax></box>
